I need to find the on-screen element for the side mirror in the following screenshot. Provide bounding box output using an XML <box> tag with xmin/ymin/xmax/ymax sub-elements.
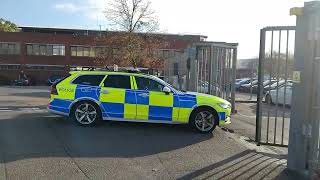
<box><xmin>163</xmin><ymin>86</ymin><xmax>171</xmax><ymax>94</ymax></box>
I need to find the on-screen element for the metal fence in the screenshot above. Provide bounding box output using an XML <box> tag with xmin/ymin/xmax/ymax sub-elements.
<box><xmin>187</xmin><ymin>42</ymin><xmax>238</xmax><ymax>112</ymax></box>
<box><xmin>255</xmin><ymin>26</ymin><xmax>296</xmax><ymax>147</ymax></box>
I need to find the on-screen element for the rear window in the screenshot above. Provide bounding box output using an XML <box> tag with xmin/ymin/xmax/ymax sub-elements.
<box><xmin>72</xmin><ymin>75</ymin><xmax>105</xmax><ymax>86</ymax></box>
<box><xmin>54</xmin><ymin>74</ymin><xmax>71</xmax><ymax>85</ymax></box>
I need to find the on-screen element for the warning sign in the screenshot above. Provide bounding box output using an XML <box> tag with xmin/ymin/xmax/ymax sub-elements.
<box><xmin>293</xmin><ymin>71</ymin><xmax>301</xmax><ymax>83</ymax></box>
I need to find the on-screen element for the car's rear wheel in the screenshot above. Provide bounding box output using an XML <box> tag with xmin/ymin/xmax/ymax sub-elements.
<box><xmin>71</xmin><ymin>101</ymin><xmax>101</xmax><ymax>126</ymax></box>
<box><xmin>189</xmin><ymin>108</ymin><xmax>218</xmax><ymax>134</ymax></box>
<box><xmin>265</xmin><ymin>94</ymin><xmax>273</xmax><ymax>105</ymax></box>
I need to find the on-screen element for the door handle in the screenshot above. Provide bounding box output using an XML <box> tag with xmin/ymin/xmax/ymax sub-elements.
<box><xmin>138</xmin><ymin>93</ymin><xmax>149</xmax><ymax>97</ymax></box>
<box><xmin>101</xmin><ymin>90</ymin><xmax>110</xmax><ymax>94</ymax></box>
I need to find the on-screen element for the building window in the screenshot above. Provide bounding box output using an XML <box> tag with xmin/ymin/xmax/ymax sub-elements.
<box><xmin>40</xmin><ymin>45</ymin><xmax>47</xmax><ymax>55</ymax></box>
<box><xmin>0</xmin><ymin>64</ymin><xmax>21</xmax><ymax>70</ymax></box>
<box><xmin>76</xmin><ymin>46</ymin><xmax>84</xmax><ymax>56</ymax></box>
<box><xmin>53</xmin><ymin>45</ymin><xmax>65</xmax><ymax>56</ymax></box>
<box><xmin>70</xmin><ymin>45</ymin><xmax>106</xmax><ymax>57</ymax></box>
<box><xmin>90</xmin><ymin>48</ymin><xmax>95</xmax><ymax>57</ymax></box>
<box><xmin>26</xmin><ymin>44</ymin><xmax>65</xmax><ymax>56</ymax></box>
<box><xmin>47</xmin><ymin>45</ymin><xmax>53</xmax><ymax>56</ymax></box>
<box><xmin>27</xmin><ymin>45</ymin><xmax>32</xmax><ymax>55</ymax></box>
<box><xmin>83</xmin><ymin>47</ymin><xmax>90</xmax><ymax>57</ymax></box>
<box><xmin>32</xmin><ymin>44</ymin><xmax>40</xmax><ymax>55</ymax></box>
<box><xmin>0</xmin><ymin>42</ymin><xmax>20</xmax><ymax>55</ymax></box>
<box><xmin>71</xmin><ymin>47</ymin><xmax>77</xmax><ymax>56</ymax></box>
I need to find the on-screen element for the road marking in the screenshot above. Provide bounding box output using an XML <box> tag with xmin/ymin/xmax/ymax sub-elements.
<box><xmin>0</xmin><ymin>108</ymin><xmax>9</xmax><ymax>110</ymax></box>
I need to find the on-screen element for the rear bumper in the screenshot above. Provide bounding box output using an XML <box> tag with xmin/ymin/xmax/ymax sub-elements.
<box><xmin>47</xmin><ymin>106</ymin><xmax>69</xmax><ymax>116</ymax></box>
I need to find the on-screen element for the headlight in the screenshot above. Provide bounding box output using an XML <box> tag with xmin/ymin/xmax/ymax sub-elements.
<box><xmin>218</xmin><ymin>103</ymin><xmax>230</xmax><ymax>109</ymax></box>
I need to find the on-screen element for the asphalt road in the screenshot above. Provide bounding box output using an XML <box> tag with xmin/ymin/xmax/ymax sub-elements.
<box><xmin>232</xmin><ymin>92</ymin><xmax>290</xmax><ymax>149</ymax></box>
<box><xmin>0</xmin><ymin>86</ymin><xmax>297</xmax><ymax>180</ymax></box>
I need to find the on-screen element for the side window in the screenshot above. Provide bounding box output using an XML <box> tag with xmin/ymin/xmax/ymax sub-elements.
<box><xmin>104</xmin><ymin>75</ymin><xmax>131</xmax><ymax>89</ymax></box>
<box><xmin>135</xmin><ymin>76</ymin><xmax>164</xmax><ymax>92</ymax></box>
<box><xmin>72</xmin><ymin>75</ymin><xmax>105</xmax><ymax>86</ymax></box>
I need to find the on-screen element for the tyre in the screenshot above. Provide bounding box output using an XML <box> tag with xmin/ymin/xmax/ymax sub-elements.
<box><xmin>265</xmin><ymin>94</ymin><xmax>273</xmax><ymax>105</ymax></box>
<box><xmin>189</xmin><ymin>107</ymin><xmax>218</xmax><ymax>134</ymax></box>
<box><xmin>70</xmin><ymin>101</ymin><xmax>102</xmax><ymax>126</ymax></box>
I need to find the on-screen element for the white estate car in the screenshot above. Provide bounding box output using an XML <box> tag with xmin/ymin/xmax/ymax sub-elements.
<box><xmin>265</xmin><ymin>85</ymin><xmax>292</xmax><ymax>106</ymax></box>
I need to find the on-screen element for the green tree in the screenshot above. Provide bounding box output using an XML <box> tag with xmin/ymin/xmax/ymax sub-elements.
<box><xmin>0</xmin><ymin>18</ymin><xmax>19</xmax><ymax>32</ymax></box>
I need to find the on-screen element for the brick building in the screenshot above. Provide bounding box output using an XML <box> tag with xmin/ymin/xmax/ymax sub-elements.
<box><xmin>0</xmin><ymin>27</ymin><xmax>207</xmax><ymax>85</ymax></box>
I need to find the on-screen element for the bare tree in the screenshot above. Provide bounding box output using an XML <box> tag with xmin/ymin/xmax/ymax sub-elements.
<box><xmin>95</xmin><ymin>0</ymin><xmax>165</xmax><ymax>69</ymax></box>
<box><xmin>105</xmin><ymin>0</ymin><xmax>159</xmax><ymax>32</ymax></box>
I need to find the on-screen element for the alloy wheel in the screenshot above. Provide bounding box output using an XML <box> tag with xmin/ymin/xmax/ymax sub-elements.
<box><xmin>75</xmin><ymin>103</ymin><xmax>97</xmax><ymax>125</ymax></box>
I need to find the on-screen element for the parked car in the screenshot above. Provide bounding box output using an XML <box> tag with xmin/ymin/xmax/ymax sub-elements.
<box><xmin>12</xmin><ymin>79</ymin><xmax>30</xmax><ymax>86</ymax></box>
<box><xmin>251</xmin><ymin>79</ymin><xmax>277</xmax><ymax>93</ymax></box>
<box><xmin>265</xmin><ymin>85</ymin><xmax>292</xmax><ymax>105</ymax></box>
<box><xmin>235</xmin><ymin>78</ymin><xmax>252</xmax><ymax>91</ymax></box>
<box><xmin>47</xmin><ymin>75</ymin><xmax>63</xmax><ymax>86</ymax></box>
<box><xmin>198</xmin><ymin>80</ymin><xmax>220</xmax><ymax>94</ymax></box>
<box><xmin>239</xmin><ymin>80</ymin><xmax>258</xmax><ymax>92</ymax></box>
<box><xmin>264</xmin><ymin>80</ymin><xmax>292</xmax><ymax>93</ymax></box>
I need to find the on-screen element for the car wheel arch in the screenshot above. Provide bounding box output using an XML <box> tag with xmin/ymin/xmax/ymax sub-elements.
<box><xmin>69</xmin><ymin>98</ymin><xmax>103</xmax><ymax>117</ymax></box>
<box><xmin>188</xmin><ymin>105</ymin><xmax>220</xmax><ymax>123</ymax></box>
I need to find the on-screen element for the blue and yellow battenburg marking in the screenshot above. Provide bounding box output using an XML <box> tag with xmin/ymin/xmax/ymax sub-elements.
<box><xmin>48</xmin><ymin>73</ymin><xmax>231</xmax><ymax>125</ymax></box>
<box><xmin>98</xmin><ymin>88</ymin><xmax>197</xmax><ymax>123</ymax></box>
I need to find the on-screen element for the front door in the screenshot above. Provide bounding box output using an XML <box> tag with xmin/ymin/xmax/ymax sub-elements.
<box><xmin>100</xmin><ymin>75</ymin><xmax>136</xmax><ymax>120</ymax></box>
<box><xmin>133</xmin><ymin>76</ymin><xmax>177</xmax><ymax>122</ymax></box>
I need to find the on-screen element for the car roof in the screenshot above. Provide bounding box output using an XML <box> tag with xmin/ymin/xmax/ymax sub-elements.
<box><xmin>70</xmin><ymin>70</ymin><xmax>156</xmax><ymax>78</ymax></box>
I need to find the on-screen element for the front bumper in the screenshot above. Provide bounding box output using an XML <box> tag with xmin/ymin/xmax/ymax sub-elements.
<box><xmin>219</xmin><ymin>116</ymin><xmax>231</xmax><ymax>126</ymax></box>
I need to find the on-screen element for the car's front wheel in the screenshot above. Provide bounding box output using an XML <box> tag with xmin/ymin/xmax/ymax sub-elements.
<box><xmin>71</xmin><ymin>101</ymin><xmax>101</xmax><ymax>126</ymax></box>
<box><xmin>189</xmin><ymin>108</ymin><xmax>218</xmax><ymax>134</ymax></box>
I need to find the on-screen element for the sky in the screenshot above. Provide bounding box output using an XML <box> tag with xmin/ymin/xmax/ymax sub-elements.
<box><xmin>0</xmin><ymin>0</ymin><xmax>308</xmax><ymax>59</ymax></box>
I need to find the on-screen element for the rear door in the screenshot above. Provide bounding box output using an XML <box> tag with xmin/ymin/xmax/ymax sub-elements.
<box><xmin>99</xmin><ymin>74</ymin><xmax>136</xmax><ymax>120</ymax></box>
<box><xmin>73</xmin><ymin>74</ymin><xmax>106</xmax><ymax>101</ymax></box>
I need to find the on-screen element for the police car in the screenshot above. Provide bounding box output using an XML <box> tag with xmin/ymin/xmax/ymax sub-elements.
<box><xmin>48</xmin><ymin>71</ymin><xmax>231</xmax><ymax>133</ymax></box>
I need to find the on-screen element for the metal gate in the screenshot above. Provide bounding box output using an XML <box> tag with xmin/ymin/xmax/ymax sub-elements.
<box><xmin>187</xmin><ymin>42</ymin><xmax>238</xmax><ymax>112</ymax></box>
<box><xmin>255</xmin><ymin>26</ymin><xmax>296</xmax><ymax>147</ymax></box>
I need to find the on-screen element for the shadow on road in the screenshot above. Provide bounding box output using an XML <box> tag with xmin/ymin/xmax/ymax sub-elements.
<box><xmin>178</xmin><ymin>150</ymin><xmax>295</xmax><ymax>180</ymax></box>
<box><xmin>0</xmin><ymin>113</ymin><xmax>212</xmax><ymax>163</ymax></box>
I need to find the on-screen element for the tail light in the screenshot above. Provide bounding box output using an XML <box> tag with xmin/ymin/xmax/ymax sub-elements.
<box><xmin>51</xmin><ymin>84</ymin><xmax>58</xmax><ymax>95</ymax></box>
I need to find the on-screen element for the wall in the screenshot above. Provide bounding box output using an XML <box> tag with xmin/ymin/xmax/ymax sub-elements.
<box><xmin>0</xmin><ymin>30</ymin><xmax>203</xmax><ymax>85</ymax></box>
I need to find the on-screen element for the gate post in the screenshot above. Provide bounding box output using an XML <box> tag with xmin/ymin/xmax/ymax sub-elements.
<box><xmin>231</xmin><ymin>48</ymin><xmax>237</xmax><ymax>113</ymax></box>
<box><xmin>255</xmin><ymin>28</ymin><xmax>266</xmax><ymax>144</ymax></box>
<box><xmin>187</xmin><ymin>46</ymin><xmax>197</xmax><ymax>92</ymax></box>
<box><xmin>288</xmin><ymin>1</ymin><xmax>320</xmax><ymax>176</ymax></box>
